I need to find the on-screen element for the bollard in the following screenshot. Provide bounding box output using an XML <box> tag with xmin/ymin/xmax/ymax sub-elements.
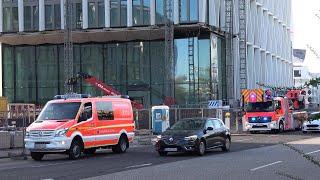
<box><xmin>225</xmin><ymin>112</ymin><xmax>231</xmax><ymax>130</ymax></box>
<box><xmin>9</xmin><ymin>131</ymin><xmax>15</xmax><ymax>149</ymax></box>
<box><xmin>235</xmin><ymin>113</ymin><xmax>239</xmax><ymax>132</ymax></box>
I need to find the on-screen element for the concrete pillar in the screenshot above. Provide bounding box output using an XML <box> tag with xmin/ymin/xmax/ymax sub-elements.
<box><xmin>0</xmin><ymin>0</ymin><xmax>2</xmax><ymax>32</ymax></box>
<box><xmin>82</xmin><ymin>0</ymin><xmax>88</xmax><ymax>29</ymax></box>
<box><xmin>61</xmin><ymin>0</ymin><xmax>65</xmax><ymax>29</ymax></box>
<box><xmin>199</xmin><ymin>0</ymin><xmax>207</xmax><ymax>23</ymax></box>
<box><xmin>0</xmin><ymin>43</ymin><xmax>2</xmax><ymax>96</ymax></box>
<box><xmin>18</xmin><ymin>0</ymin><xmax>24</xmax><ymax>32</ymax></box>
<box><xmin>39</xmin><ymin>0</ymin><xmax>45</xmax><ymax>31</ymax></box>
<box><xmin>150</xmin><ymin>0</ymin><xmax>155</xmax><ymax>25</ymax></box>
<box><xmin>105</xmin><ymin>0</ymin><xmax>110</xmax><ymax>27</ymax></box>
<box><xmin>127</xmin><ymin>0</ymin><xmax>132</xmax><ymax>27</ymax></box>
<box><xmin>173</xmin><ymin>0</ymin><xmax>179</xmax><ymax>24</ymax></box>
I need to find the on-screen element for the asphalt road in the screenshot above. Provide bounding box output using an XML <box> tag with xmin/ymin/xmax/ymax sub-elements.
<box><xmin>0</xmin><ymin>131</ymin><xmax>319</xmax><ymax>180</ymax></box>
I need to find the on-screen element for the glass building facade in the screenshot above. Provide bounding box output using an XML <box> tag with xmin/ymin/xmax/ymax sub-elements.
<box><xmin>1</xmin><ymin>0</ymin><xmax>228</xmax><ymax>107</ymax></box>
<box><xmin>2</xmin><ymin>37</ymin><xmax>225</xmax><ymax>107</ymax></box>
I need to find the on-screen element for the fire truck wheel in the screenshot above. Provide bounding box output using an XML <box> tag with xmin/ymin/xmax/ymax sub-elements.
<box><xmin>112</xmin><ymin>135</ymin><xmax>128</xmax><ymax>154</ymax></box>
<box><xmin>84</xmin><ymin>148</ymin><xmax>96</xmax><ymax>155</ymax></box>
<box><xmin>31</xmin><ymin>152</ymin><xmax>44</xmax><ymax>161</ymax></box>
<box><xmin>279</xmin><ymin>121</ymin><xmax>284</xmax><ymax>133</ymax></box>
<box><xmin>69</xmin><ymin>140</ymin><xmax>83</xmax><ymax>160</ymax></box>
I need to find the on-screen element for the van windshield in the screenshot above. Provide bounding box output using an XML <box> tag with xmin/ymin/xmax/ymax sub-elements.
<box><xmin>38</xmin><ymin>102</ymin><xmax>81</xmax><ymax>120</ymax></box>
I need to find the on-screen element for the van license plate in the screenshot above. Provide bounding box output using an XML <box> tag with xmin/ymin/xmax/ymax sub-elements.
<box><xmin>164</xmin><ymin>148</ymin><xmax>177</xmax><ymax>152</ymax></box>
<box><xmin>34</xmin><ymin>144</ymin><xmax>46</xmax><ymax>149</ymax></box>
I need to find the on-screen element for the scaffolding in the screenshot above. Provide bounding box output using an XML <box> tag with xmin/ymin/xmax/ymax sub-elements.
<box><xmin>64</xmin><ymin>0</ymin><xmax>74</xmax><ymax>93</ymax></box>
<box><xmin>225</xmin><ymin>0</ymin><xmax>234</xmax><ymax>104</ymax></box>
<box><xmin>164</xmin><ymin>0</ymin><xmax>175</xmax><ymax>99</ymax></box>
<box><xmin>239</xmin><ymin>0</ymin><xmax>247</xmax><ymax>91</ymax></box>
<box><xmin>188</xmin><ymin>37</ymin><xmax>195</xmax><ymax>102</ymax></box>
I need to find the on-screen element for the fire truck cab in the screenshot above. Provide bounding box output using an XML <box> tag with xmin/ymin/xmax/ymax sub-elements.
<box><xmin>242</xmin><ymin>89</ymin><xmax>298</xmax><ymax>133</ymax></box>
<box><xmin>25</xmin><ymin>94</ymin><xmax>135</xmax><ymax>161</ymax></box>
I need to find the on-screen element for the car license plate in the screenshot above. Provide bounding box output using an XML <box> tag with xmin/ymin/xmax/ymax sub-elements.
<box><xmin>164</xmin><ymin>148</ymin><xmax>177</xmax><ymax>152</ymax></box>
<box><xmin>34</xmin><ymin>143</ymin><xmax>46</xmax><ymax>149</ymax></box>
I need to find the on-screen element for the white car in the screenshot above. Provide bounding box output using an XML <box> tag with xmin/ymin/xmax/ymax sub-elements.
<box><xmin>302</xmin><ymin>119</ymin><xmax>320</xmax><ymax>133</ymax></box>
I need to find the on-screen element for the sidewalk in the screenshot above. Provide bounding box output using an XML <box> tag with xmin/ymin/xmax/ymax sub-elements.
<box><xmin>0</xmin><ymin>148</ymin><xmax>29</xmax><ymax>159</ymax></box>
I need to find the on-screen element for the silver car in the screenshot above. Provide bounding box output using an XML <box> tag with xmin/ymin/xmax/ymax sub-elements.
<box><xmin>302</xmin><ymin>119</ymin><xmax>320</xmax><ymax>133</ymax></box>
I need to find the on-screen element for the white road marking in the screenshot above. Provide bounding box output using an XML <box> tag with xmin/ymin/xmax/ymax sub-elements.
<box><xmin>250</xmin><ymin>161</ymin><xmax>283</xmax><ymax>171</ymax></box>
<box><xmin>233</xmin><ymin>138</ymin><xmax>253</xmax><ymax>142</ymax></box>
<box><xmin>125</xmin><ymin>163</ymin><xmax>152</xmax><ymax>169</ymax></box>
<box><xmin>31</xmin><ymin>161</ymin><xmax>77</xmax><ymax>168</ymax></box>
<box><xmin>305</xmin><ymin>149</ymin><xmax>320</xmax><ymax>155</ymax></box>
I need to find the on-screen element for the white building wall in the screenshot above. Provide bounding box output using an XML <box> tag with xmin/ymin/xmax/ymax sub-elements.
<box><xmin>233</xmin><ymin>0</ymin><xmax>293</xmax><ymax>100</ymax></box>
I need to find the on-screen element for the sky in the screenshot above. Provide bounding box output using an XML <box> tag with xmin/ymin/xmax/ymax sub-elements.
<box><xmin>292</xmin><ymin>0</ymin><xmax>320</xmax><ymax>73</ymax></box>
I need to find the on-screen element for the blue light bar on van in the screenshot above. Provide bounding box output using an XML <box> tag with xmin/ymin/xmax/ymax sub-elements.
<box><xmin>54</xmin><ymin>93</ymin><xmax>91</xmax><ymax>100</ymax></box>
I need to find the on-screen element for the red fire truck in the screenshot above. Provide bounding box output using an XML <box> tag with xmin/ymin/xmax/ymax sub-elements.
<box><xmin>242</xmin><ymin>89</ymin><xmax>301</xmax><ymax>133</ymax></box>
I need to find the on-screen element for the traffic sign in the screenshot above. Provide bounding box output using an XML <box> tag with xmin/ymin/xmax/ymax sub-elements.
<box><xmin>208</xmin><ymin>100</ymin><xmax>222</xmax><ymax>109</ymax></box>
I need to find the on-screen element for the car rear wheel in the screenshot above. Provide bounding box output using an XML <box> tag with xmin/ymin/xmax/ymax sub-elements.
<box><xmin>158</xmin><ymin>151</ymin><xmax>168</xmax><ymax>156</ymax></box>
<box><xmin>222</xmin><ymin>138</ymin><xmax>231</xmax><ymax>152</ymax></box>
<box><xmin>31</xmin><ymin>152</ymin><xmax>44</xmax><ymax>161</ymax></box>
<box><xmin>112</xmin><ymin>135</ymin><xmax>128</xmax><ymax>153</ymax></box>
<box><xmin>197</xmin><ymin>141</ymin><xmax>206</xmax><ymax>156</ymax></box>
<box><xmin>68</xmin><ymin>140</ymin><xmax>82</xmax><ymax>160</ymax></box>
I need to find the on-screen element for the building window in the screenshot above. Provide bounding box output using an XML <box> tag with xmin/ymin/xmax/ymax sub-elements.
<box><xmin>36</xmin><ymin>46</ymin><xmax>59</xmax><ymax>104</ymax></box>
<box><xmin>180</xmin><ymin>0</ymin><xmax>198</xmax><ymax>23</ymax></box>
<box><xmin>44</xmin><ymin>0</ymin><xmax>61</xmax><ymax>30</ymax></box>
<box><xmin>2</xmin><ymin>0</ymin><xmax>18</xmax><ymax>32</ymax></box>
<box><xmin>155</xmin><ymin>0</ymin><xmax>165</xmax><ymax>24</ymax></box>
<box><xmin>110</xmin><ymin>0</ymin><xmax>127</xmax><ymax>27</ymax></box>
<box><xmin>24</xmin><ymin>0</ymin><xmax>39</xmax><ymax>31</ymax></box>
<box><xmin>294</xmin><ymin>70</ymin><xmax>301</xmax><ymax>78</ymax></box>
<box><xmin>88</xmin><ymin>0</ymin><xmax>105</xmax><ymax>28</ymax></box>
<box><xmin>133</xmin><ymin>0</ymin><xmax>150</xmax><ymax>26</ymax></box>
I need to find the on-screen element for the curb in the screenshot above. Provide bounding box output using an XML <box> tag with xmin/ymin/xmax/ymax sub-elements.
<box><xmin>231</xmin><ymin>133</ymin><xmax>251</xmax><ymax>136</ymax></box>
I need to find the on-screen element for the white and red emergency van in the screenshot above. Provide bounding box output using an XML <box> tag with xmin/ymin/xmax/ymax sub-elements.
<box><xmin>25</xmin><ymin>94</ymin><xmax>135</xmax><ymax>160</ymax></box>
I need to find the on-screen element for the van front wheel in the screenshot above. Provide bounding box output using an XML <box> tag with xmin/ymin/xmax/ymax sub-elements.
<box><xmin>68</xmin><ymin>140</ymin><xmax>82</xmax><ymax>160</ymax></box>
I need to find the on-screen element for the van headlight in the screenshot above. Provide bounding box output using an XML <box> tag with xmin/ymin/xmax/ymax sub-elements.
<box><xmin>55</xmin><ymin>128</ymin><xmax>68</xmax><ymax>137</ymax></box>
<box><xmin>25</xmin><ymin>131</ymin><xmax>30</xmax><ymax>137</ymax></box>
<box><xmin>184</xmin><ymin>135</ymin><xmax>198</xmax><ymax>141</ymax></box>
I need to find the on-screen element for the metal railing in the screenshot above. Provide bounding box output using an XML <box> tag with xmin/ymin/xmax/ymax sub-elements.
<box><xmin>0</xmin><ymin>110</ymin><xmax>33</xmax><ymax>151</ymax></box>
<box><xmin>134</xmin><ymin>108</ymin><xmax>242</xmax><ymax>133</ymax></box>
